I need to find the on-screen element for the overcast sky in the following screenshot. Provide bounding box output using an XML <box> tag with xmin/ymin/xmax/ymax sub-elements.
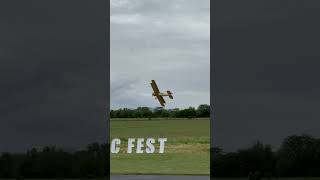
<box><xmin>3</xmin><ymin>0</ymin><xmax>320</xmax><ymax>154</ymax></box>
<box><xmin>213</xmin><ymin>0</ymin><xmax>320</xmax><ymax>151</ymax></box>
<box><xmin>110</xmin><ymin>0</ymin><xmax>210</xmax><ymax>109</ymax></box>
<box><xmin>0</xmin><ymin>0</ymin><xmax>107</xmax><ymax>152</ymax></box>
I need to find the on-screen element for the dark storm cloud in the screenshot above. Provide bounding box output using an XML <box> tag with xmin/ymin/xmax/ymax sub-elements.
<box><xmin>212</xmin><ymin>0</ymin><xmax>320</xmax><ymax>151</ymax></box>
<box><xmin>0</xmin><ymin>0</ymin><xmax>108</xmax><ymax>152</ymax></box>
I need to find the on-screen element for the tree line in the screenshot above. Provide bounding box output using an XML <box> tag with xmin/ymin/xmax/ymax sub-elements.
<box><xmin>110</xmin><ymin>104</ymin><xmax>210</xmax><ymax>118</ymax></box>
<box><xmin>0</xmin><ymin>143</ymin><xmax>109</xmax><ymax>178</ymax></box>
<box><xmin>212</xmin><ymin>134</ymin><xmax>320</xmax><ymax>177</ymax></box>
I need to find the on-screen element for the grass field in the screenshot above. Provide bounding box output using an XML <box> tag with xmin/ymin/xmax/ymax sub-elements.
<box><xmin>110</xmin><ymin>118</ymin><xmax>210</xmax><ymax>175</ymax></box>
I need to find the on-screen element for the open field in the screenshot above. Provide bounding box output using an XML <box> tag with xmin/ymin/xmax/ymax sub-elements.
<box><xmin>110</xmin><ymin>118</ymin><xmax>210</xmax><ymax>175</ymax></box>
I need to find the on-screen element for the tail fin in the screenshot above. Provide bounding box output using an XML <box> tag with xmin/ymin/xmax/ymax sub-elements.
<box><xmin>167</xmin><ymin>91</ymin><xmax>173</xmax><ymax>99</ymax></box>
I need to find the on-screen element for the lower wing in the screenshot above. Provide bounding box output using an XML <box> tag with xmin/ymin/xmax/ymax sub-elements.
<box><xmin>157</xmin><ymin>95</ymin><xmax>166</xmax><ymax>106</ymax></box>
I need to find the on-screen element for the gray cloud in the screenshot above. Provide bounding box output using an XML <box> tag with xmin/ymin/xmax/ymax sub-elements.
<box><xmin>111</xmin><ymin>0</ymin><xmax>210</xmax><ymax>109</ymax></box>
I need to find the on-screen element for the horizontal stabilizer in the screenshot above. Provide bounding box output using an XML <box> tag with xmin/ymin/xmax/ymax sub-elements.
<box><xmin>167</xmin><ymin>90</ymin><xmax>173</xmax><ymax>99</ymax></box>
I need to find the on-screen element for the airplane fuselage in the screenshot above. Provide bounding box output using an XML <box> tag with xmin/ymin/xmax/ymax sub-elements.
<box><xmin>153</xmin><ymin>92</ymin><xmax>170</xmax><ymax>97</ymax></box>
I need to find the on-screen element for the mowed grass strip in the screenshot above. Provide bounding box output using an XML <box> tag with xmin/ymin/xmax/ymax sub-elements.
<box><xmin>111</xmin><ymin>152</ymin><xmax>210</xmax><ymax>175</ymax></box>
<box><xmin>111</xmin><ymin>118</ymin><xmax>210</xmax><ymax>144</ymax></box>
<box><xmin>110</xmin><ymin>118</ymin><xmax>210</xmax><ymax>175</ymax></box>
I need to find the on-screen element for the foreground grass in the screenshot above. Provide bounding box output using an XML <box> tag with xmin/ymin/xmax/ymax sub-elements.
<box><xmin>110</xmin><ymin>118</ymin><xmax>210</xmax><ymax>175</ymax></box>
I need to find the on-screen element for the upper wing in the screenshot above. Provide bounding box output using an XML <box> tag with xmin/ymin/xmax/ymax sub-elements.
<box><xmin>157</xmin><ymin>95</ymin><xmax>166</xmax><ymax>106</ymax></box>
<box><xmin>151</xmin><ymin>80</ymin><xmax>160</xmax><ymax>93</ymax></box>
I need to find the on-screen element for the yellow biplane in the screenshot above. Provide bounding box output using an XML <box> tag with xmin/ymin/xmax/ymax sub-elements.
<box><xmin>150</xmin><ymin>80</ymin><xmax>173</xmax><ymax>107</ymax></box>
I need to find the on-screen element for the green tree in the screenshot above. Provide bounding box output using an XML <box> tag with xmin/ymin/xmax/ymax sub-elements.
<box><xmin>136</xmin><ymin>107</ymin><xmax>152</xmax><ymax>118</ymax></box>
<box><xmin>178</xmin><ymin>107</ymin><xmax>196</xmax><ymax>118</ymax></box>
<box><xmin>276</xmin><ymin>134</ymin><xmax>318</xmax><ymax>176</ymax></box>
<box><xmin>196</xmin><ymin>104</ymin><xmax>210</xmax><ymax>117</ymax></box>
